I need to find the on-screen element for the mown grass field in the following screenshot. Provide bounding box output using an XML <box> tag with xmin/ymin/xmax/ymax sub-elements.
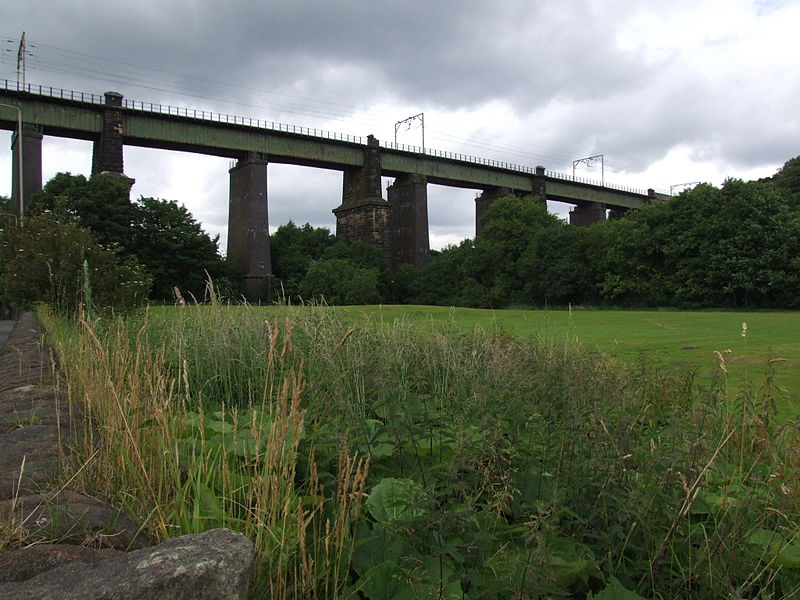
<box><xmin>329</xmin><ymin>306</ymin><xmax>800</xmax><ymax>417</ymax></box>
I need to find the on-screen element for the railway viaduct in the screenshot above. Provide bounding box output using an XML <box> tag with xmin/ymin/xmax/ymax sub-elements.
<box><xmin>0</xmin><ymin>82</ymin><xmax>670</xmax><ymax>299</ymax></box>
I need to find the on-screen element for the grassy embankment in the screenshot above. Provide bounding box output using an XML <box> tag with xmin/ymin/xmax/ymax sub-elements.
<box><xmin>28</xmin><ymin>302</ymin><xmax>800</xmax><ymax>599</ymax></box>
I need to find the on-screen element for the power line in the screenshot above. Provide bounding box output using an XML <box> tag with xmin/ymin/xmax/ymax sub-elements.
<box><xmin>0</xmin><ymin>34</ymin><xmax>619</xmax><ymax>175</ymax></box>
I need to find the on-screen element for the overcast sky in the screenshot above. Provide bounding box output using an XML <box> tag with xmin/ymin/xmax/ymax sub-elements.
<box><xmin>1</xmin><ymin>0</ymin><xmax>798</xmax><ymax>251</ymax></box>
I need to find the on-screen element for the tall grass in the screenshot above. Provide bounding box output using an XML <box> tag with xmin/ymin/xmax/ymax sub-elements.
<box><xmin>38</xmin><ymin>302</ymin><xmax>800</xmax><ymax>599</ymax></box>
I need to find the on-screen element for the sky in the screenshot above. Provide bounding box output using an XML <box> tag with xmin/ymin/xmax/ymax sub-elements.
<box><xmin>0</xmin><ymin>0</ymin><xmax>798</xmax><ymax>252</ymax></box>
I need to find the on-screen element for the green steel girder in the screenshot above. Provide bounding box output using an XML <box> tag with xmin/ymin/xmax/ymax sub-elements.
<box><xmin>0</xmin><ymin>89</ymin><xmax>657</xmax><ymax>209</ymax></box>
<box><xmin>121</xmin><ymin>113</ymin><xmax>366</xmax><ymax>168</ymax></box>
<box><xmin>381</xmin><ymin>150</ymin><xmax>534</xmax><ymax>191</ymax></box>
<box><xmin>0</xmin><ymin>94</ymin><xmax>101</xmax><ymax>140</ymax></box>
<box><xmin>545</xmin><ymin>180</ymin><xmax>648</xmax><ymax>209</ymax></box>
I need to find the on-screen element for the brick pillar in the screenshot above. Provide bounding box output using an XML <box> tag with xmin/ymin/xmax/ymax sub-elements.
<box><xmin>228</xmin><ymin>155</ymin><xmax>271</xmax><ymax>301</ymax></box>
<box><xmin>333</xmin><ymin>135</ymin><xmax>392</xmax><ymax>258</ymax></box>
<box><xmin>92</xmin><ymin>91</ymin><xmax>125</xmax><ymax>175</ymax></box>
<box><xmin>569</xmin><ymin>202</ymin><xmax>607</xmax><ymax>226</ymax></box>
<box><xmin>533</xmin><ymin>165</ymin><xmax>547</xmax><ymax>199</ymax></box>
<box><xmin>388</xmin><ymin>174</ymin><xmax>429</xmax><ymax>268</ymax></box>
<box><xmin>11</xmin><ymin>128</ymin><xmax>42</xmax><ymax>218</ymax></box>
<box><xmin>474</xmin><ymin>186</ymin><xmax>511</xmax><ymax>237</ymax></box>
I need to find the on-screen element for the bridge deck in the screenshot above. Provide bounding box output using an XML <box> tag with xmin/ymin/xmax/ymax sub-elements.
<box><xmin>0</xmin><ymin>83</ymin><xmax>664</xmax><ymax>210</ymax></box>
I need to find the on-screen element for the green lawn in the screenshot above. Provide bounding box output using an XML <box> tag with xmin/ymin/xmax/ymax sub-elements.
<box><xmin>330</xmin><ymin>305</ymin><xmax>800</xmax><ymax>417</ymax></box>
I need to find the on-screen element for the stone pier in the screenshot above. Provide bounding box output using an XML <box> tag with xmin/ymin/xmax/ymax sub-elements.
<box><xmin>333</xmin><ymin>135</ymin><xmax>392</xmax><ymax>258</ymax></box>
<box><xmin>10</xmin><ymin>127</ymin><xmax>42</xmax><ymax>218</ymax></box>
<box><xmin>569</xmin><ymin>202</ymin><xmax>607</xmax><ymax>227</ymax></box>
<box><xmin>388</xmin><ymin>174</ymin><xmax>429</xmax><ymax>267</ymax></box>
<box><xmin>228</xmin><ymin>155</ymin><xmax>271</xmax><ymax>301</ymax></box>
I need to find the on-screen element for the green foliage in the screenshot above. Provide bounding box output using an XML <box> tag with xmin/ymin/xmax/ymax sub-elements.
<box><xmin>270</xmin><ymin>221</ymin><xmax>336</xmax><ymax>301</ymax></box>
<box><xmin>33</xmin><ymin>172</ymin><xmax>137</xmax><ymax>249</ymax></box>
<box><xmin>0</xmin><ymin>195</ymin><xmax>12</xmax><ymax>217</ymax></box>
<box><xmin>411</xmin><ymin>157</ymin><xmax>800</xmax><ymax>310</ymax></box>
<box><xmin>412</xmin><ymin>195</ymin><xmax>591</xmax><ymax>308</ymax></box>
<box><xmin>410</xmin><ymin>239</ymin><xmax>488</xmax><ymax>307</ymax></box>
<box><xmin>132</xmin><ymin>196</ymin><xmax>226</xmax><ymax>301</ymax></box>
<box><xmin>31</xmin><ymin>172</ymin><xmax>225</xmax><ymax>302</ymax></box>
<box><xmin>299</xmin><ymin>258</ymin><xmax>380</xmax><ymax>305</ymax></box>
<box><xmin>131</xmin><ymin>304</ymin><xmax>800</xmax><ymax>599</ymax></box>
<box><xmin>593</xmin><ymin>180</ymin><xmax>800</xmax><ymax>308</ymax></box>
<box><xmin>763</xmin><ymin>155</ymin><xmax>800</xmax><ymax>205</ymax></box>
<box><xmin>0</xmin><ymin>212</ymin><xmax>151</xmax><ymax>313</ymax></box>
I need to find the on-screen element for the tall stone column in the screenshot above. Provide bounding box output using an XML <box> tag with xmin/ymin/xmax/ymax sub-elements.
<box><xmin>92</xmin><ymin>91</ymin><xmax>125</xmax><ymax>175</ymax></box>
<box><xmin>388</xmin><ymin>174</ymin><xmax>429</xmax><ymax>268</ymax></box>
<box><xmin>333</xmin><ymin>135</ymin><xmax>392</xmax><ymax>258</ymax></box>
<box><xmin>11</xmin><ymin>127</ymin><xmax>42</xmax><ymax>218</ymax></box>
<box><xmin>92</xmin><ymin>91</ymin><xmax>135</xmax><ymax>191</ymax></box>
<box><xmin>228</xmin><ymin>155</ymin><xmax>271</xmax><ymax>301</ymax></box>
<box><xmin>569</xmin><ymin>202</ymin><xmax>607</xmax><ymax>226</ymax></box>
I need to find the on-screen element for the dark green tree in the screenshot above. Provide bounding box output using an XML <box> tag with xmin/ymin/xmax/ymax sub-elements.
<box><xmin>589</xmin><ymin>201</ymin><xmax>673</xmax><ymax>306</ymax></box>
<box><xmin>518</xmin><ymin>223</ymin><xmax>594</xmax><ymax>306</ymax></box>
<box><xmin>410</xmin><ymin>240</ymin><xmax>490</xmax><ymax>307</ymax></box>
<box><xmin>473</xmin><ymin>194</ymin><xmax>580</xmax><ymax>307</ymax></box>
<box><xmin>592</xmin><ymin>179</ymin><xmax>800</xmax><ymax>308</ymax></box>
<box><xmin>663</xmin><ymin>179</ymin><xmax>800</xmax><ymax>308</ymax></box>
<box><xmin>31</xmin><ymin>173</ymin><xmax>226</xmax><ymax>302</ymax></box>
<box><xmin>761</xmin><ymin>155</ymin><xmax>800</xmax><ymax>205</ymax></box>
<box><xmin>132</xmin><ymin>197</ymin><xmax>226</xmax><ymax>301</ymax></box>
<box><xmin>270</xmin><ymin>222</ymin><xmax>336</xmax><ymax>301</ymax></box>
<box><xmin>32</xmin><ymin>173</ymin><xmax>137</xmax><ymax>250</ymax></box>
<box><xmin>299</xmin><ymin>258</ymin><xmax>380</xmax><ymax>305</ymax></box>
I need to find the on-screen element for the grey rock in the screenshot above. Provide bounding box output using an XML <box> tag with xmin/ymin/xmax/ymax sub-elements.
<box><xmin>0</xmin><ymin>425</ymin><xmax>62</xmax><ymax>499</ymax></box>
<box><xmin>0</xmin><ymin>492</ymin><xmax>150</xmax><ymax>550</ymax></box>
<box><xmin>0</xmin><ymin>385</ymin><xmax>79</xmax><ymax>434</ymax></box>
<box><xmin>0</xmin><ymin>528</ymin><xmax>255</xmax><ymax>599</ymax></box>
<box><xmin>0</xmin><ymin>544</ymin><xmax>122</xmax><ymax>583</ymax></box>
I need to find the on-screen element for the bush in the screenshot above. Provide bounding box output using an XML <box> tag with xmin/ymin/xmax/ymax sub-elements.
<box><xmin>0</xmin><ymin>213</ymin><xmax>151</xmax><ymax>313</ymax></box>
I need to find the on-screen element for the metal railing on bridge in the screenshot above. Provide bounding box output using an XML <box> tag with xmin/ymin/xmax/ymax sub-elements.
<box><xmin>121</xmin><ymin>97</ymin><xmax>368</xmax><ymax>145</ymax></box>
<box><xmin>1</xmin><ymin>79</ymin><xmax>665</xmax><ymax>197</ymax></box>
<box><xmin>1</xmin><ymin>79</ymin><xmax>104</xmax><ymax>104</ymax></box>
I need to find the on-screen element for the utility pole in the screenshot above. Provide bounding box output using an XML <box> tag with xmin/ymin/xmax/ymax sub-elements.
<box><xmin>394</xmin><ymin>113</ymin><xmax>425</xmax><ymax>154</ymax></box>
<box><xmin>573</xmin><ymin>154</ymin><xmax>604</xmax><ymax>186</ymax></box>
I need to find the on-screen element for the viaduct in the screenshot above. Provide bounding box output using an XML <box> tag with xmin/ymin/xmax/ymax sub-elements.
<box><xmin>0</xmin><ymin>82</ymin><xmax>670</xmax><ymax>299</ymax></box>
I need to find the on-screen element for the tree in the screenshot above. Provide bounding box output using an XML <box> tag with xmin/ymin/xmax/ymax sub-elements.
<box><xmin>473</xmin><ymin>194</ymin><xmax>579</xmax><ymax>307</ymax></box>
<box><xmin>299</xmin><ymin>258</ymin><xmax>380</xmax><ymax>305</ymax></box>
<box><xmin>132</xmin><ymin>197</ymin><xmax>226</xmax><ymax>301</ymax></box>
<box><xmin>32</xmin><ymin>173</ymin><xmax>137</xmax><ymax>250</ymax></box>
<box><xmin>518</xmin><ymin>224</ymin><xmax>594</xmax><ymax>306</ymax></box>
<box><xmin>663</xmin><ymin>179</ymin><xmax>800</xmax><ymax>308</ymax></box>
<box><xmin>31</xmin><ymin>173</ymin><xmax>226</xmax><ymax>302</ymax></box>
<box><xmin>762</xmin><ymin>155</ymin><xmax>800</xmax><ymax>205</ymax></box>
<box><xmin>0</xmin><ymin>212</ymin><xmax>151</xmax><ymax>313</ymax></box>
<box><xmin>589</xmin><ymin>202</ymin><xmax>673</xmax><ymax>306</ymax></box>
<box><xmin>270</xmin><ymin>222</ymin><xmax>336</xmax><ymax>301</ymax></box>
<box><xmin>410</xmin><ymin>240</ymin><xmax>490</xmax><ymax>307</ymax></box>
<box><xmin>591</xmin><ymin>179</ymin><xmax>800</xmax><ymax>308</ymax></box>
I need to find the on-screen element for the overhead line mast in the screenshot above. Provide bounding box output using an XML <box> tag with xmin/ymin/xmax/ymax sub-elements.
<box><xmin>17</xmin><ymin>32</ymin><xmax>26</xmax><ymax>88</ymax></box>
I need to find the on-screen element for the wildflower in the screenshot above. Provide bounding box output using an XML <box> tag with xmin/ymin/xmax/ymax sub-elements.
<box><xmin>741</xmin><ymin>322</ymin><xmax>748</xmax><ymax>338</ymax></box>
